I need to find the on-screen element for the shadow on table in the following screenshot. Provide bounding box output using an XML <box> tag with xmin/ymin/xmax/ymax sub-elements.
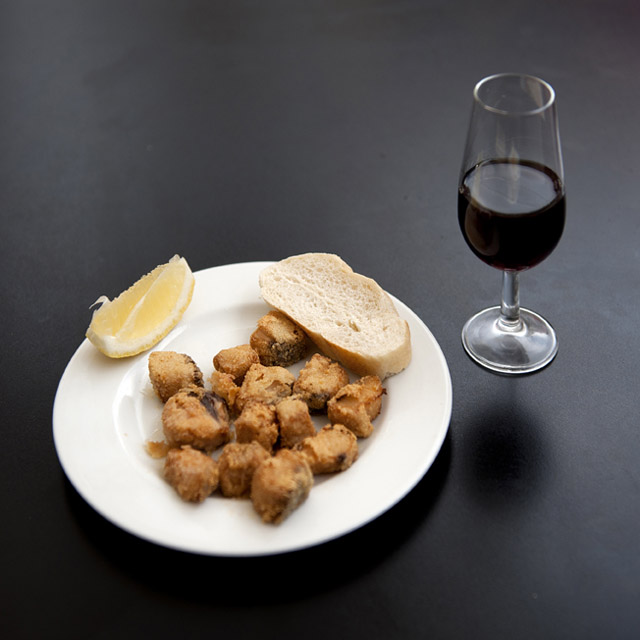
<box><xmin>63</xmin><ymin>430</ymin><xmax>452</xmax><ymax>605</ymax></box>
<box><xmin>460</xmin><ymin>377</ymin><xmax>551</xmax><ymax>512</ymax></box>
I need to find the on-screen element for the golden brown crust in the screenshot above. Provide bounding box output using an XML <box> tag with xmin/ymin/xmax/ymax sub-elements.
<box><xmin>217</xmin><ymin>442</ymin><xmax>271</xmax><ymax>498</ymax></box>
<box><xmin>293</xmin><ymin>353</ymin><xmax>350</xmax><ymax>411</ymax></box>
<box><xmin>234</xmin><ymin>402</ymin><xmax>279</xmax><ymax>453</ymax></box>
<box><xmin>276</xmin><ymin>396</ymin><xmax>315</xmax><ymax>448</ymax></box>
<box><xmin>145</xmin><ymin>440</ymin><xmax>173</xmax><ymax>459</ymax></box>
<box><xmin>162</xmin><ymin>387</ymin><xmax>231</xmax><ymax>453</ymax></box>
<box><xmin>326</xmin><ymin>376</ymin><xmax>385</xmax><ymax>438</ymax></box>
<box><xmin>213</xmin><ymin>344</ymin><xmax>260</xmax><ymax>384</ymax></box>
<box><xmin>250</xmin><ymin>311</ymin><xmax>309</xmax><ymax>367</ymax></box>
<box><xmin>148</xmin><ymin>351</ymin><xmax>204</xmax><ymax>402</ymax></box>
<box><xmin>296</xmin><ymin>424</ymin><xmax>358</xmax><ymax>474</ymax></box>
<box><xmin>235</xmin><ymin>363</ymin><xmax>295</xmax><ymax>412</ymax></box>
<box><xmin>163</xmin><ymin>445</ymin><xmax>219</xmax><ymax>503</ymax></box>
<box><xmin>250</xmin><ymin>449</ymin><xmax>313</xmax><ymax>524</ymax></box>
<box><xmin>209</xmin><ymin>370</ymin><xmax>240</xmax><ymax>414</ymax></box>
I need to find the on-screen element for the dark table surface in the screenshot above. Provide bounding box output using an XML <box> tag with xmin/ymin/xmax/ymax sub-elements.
<box><xmin>2</xmin><ymin>1</ymin><xmax>639</xmax><ymax>638</ymax></box>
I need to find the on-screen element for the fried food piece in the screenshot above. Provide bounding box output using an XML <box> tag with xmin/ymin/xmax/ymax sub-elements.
<box><xmin>250</xmin><ymin>310</ymin><xmax>308</xmax><ymax>367</ymax></box>
<box><xmin>326</xmin><ymin>375</ymin><xmax>385</xmax><ymax>438</ymax></box>
<box><xmin>148</xmin><ymin>351</ymin><xmax>204</xmax><ymax>402</ymax></box>
<box><xmin>218</xmin><ymin>442</ymin><xmax>271</xmax><ymax>498</ymax></box>
<box><xmin>276</xmin><ymin>396</ymin><xmax>315</xmax><ymax>448</ymax></box>
<box><xmin>234</xmin><ymin>402</ymin><xmax>279</xmax><ymax>453</ymax></box>
<box><xmin>213</xmin><ymin>344</ymin><xmax>260</xmax><ymax>384</ymax></box>
<box><xmin>145</xmin><ymin>440</ymin><xmax>173</xmax><ymax>459</ymax></box>
<box><xmin>236</xmin><ymin>363</ymin><xmax>295</xmax><ymax>412</ymax></box>
<box><xmin>162</xmin><ymin>387</ymin><xmax>231</xmax><ymax>453</ymax></box>
<box><xmin>293</xmin><ymin>353</ymin><xmax>350</xmax><ymax>411</ymax></box>
<box><xmin>209</xmin><ymin>370</ymin><xmax>239</xmax><ymax>414</ymax></box>
<box><xmin>296</xmin><ymin>424</ymin><xmax>358</xmax><ymax>474</ymax></box>
<box><xmin>251</xmin><ymin>449</ymin><xmax>313</xmax><ymax>524</ymax></box>
<box><xmin>163</xmin><ymin>445</ymin><xmax>219</xmax><ymax>503</ymax></box>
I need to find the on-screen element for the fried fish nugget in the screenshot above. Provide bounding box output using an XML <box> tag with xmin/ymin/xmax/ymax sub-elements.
<box><xmin>354</xmin><ymin>375</ymin><xmax>385</xmax><ymax>419</ymax></box>
<box><xmin>162</xmin><ymin>387</ymin><xmax>231</xmax><ymax>453</ymax></box>
<box><xmin>148</xmin><ymin>351</ymin><xmax>204</xmax><ymax>402</ymax></box>
<box><xmin>218</xmin><ymin>442</ymin><xmax>271</xmax><ymax>498</ymax></box>
<box><xmin>236</xmin><ymin>363</ymin><xmax>295</xmax><ymax>412</ymax></box>
<box><xmin>250</xmin><ymin>310</ymin><xmax>308</xmax><ymax>367</ymax></box>
<box><xmin>296</xmin><ymin>423</ymin><xmax>358</xmax><ymax>474</ymax></box>
<box><xmin>276</xmin><ymin>396</ymin><xmax>315</xmax><ymax>448</ymax></box>
<box><xmin>234</xmin><ymin>402</ymin><xmax>279</xmax><ymax>453</ymax></box>
<box><xmin>209</xmin><ymin>370</ymin><xmax>239</xmax><ymax>413</ymax></box>
<box><xmin>250</xmin><ymin>449</ymin><xmax>313</xmax><ymax>524</ymax></box>
<box><xmin>213</xmin><ymin>344</ymin><xmax>260</xmax><ymax>384</ymax></box>
<box><xmin>293</xmin><ymin>353</ymin><xmax>350</xmax><ymax>411</ymax></box>
<box><xmin>326</xmin><ymin>375</ymin><xmax>385</xmax><ymax>438</ymax></box>
<box><xmin>164</xmin><ymin>445</ymin><xmax>219</xmax><ymax>503</ymax></box>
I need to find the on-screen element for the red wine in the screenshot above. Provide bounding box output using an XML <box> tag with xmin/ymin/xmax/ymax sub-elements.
<box><xmin>458</xmin><ymin>159</ymin><xmax>565</xmax><ymax>270</ymax></box>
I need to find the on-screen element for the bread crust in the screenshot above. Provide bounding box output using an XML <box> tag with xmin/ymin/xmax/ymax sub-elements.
<box><xmin>259</xmin><ymin>253</ymin><xmax>411</xmax><ymax>380</ymax></box>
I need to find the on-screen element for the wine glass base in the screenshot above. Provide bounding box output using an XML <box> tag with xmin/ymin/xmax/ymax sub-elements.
<box><xmin>461</xmin><ymin>306</ymin><xmax>558</xmax><ymax>375</ymax></box>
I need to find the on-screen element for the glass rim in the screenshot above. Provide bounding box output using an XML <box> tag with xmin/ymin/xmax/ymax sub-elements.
<box><xmin>474</xmin><ymin>73</ymin><xmax>556</xmax><ymax>116</ymax></box>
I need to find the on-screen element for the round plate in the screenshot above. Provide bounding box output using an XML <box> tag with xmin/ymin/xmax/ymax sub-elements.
<box><xmin>53</xmin><ymin>261</ymin><xmax>452</xmax><ymax>556</ymax></box>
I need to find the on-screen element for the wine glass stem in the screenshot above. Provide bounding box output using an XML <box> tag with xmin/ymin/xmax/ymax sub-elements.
<box><xmin>499</xmin><ymin>270</ymin><xmax>523</xmax><ymax>331</ymax></box>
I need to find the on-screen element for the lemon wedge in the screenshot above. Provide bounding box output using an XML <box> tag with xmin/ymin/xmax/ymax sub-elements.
<box><xmin>86</xmin><ymin>255</ymin><xmax>195</xmax><ymax>358</ymax></box>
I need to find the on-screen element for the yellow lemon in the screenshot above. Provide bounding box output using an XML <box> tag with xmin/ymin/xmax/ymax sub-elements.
<box><xmin>86</xmin><ymin>255</ymin><xmax>195</xmax><ymax>358</ymax></box>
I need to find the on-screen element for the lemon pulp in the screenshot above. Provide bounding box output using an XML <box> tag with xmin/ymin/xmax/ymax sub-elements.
<box><xmin>86</xmin><ymin>255</ymin><xmax>195</xmax><ymax>358</ymax></box>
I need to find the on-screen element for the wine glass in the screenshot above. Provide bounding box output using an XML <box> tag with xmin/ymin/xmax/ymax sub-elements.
<box><xmin>458</xmin><ymin>73</ymin><xmax>565</xmax><ymax>374</ymax></box>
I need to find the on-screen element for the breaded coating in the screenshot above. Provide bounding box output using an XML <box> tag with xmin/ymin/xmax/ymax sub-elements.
<box><xmin>145</xmin><ymin>440</ymin><xmax>172</xmax><ymax>459</ymax></box>
<box><xmin>213</xmin><ymin>344</ymin><xmax>260</xmax><ymax>384</ymax></box>
<box><xmin>236</xmin><ymin>363</ymin><xmax>295</xmax><ymax>412</ymax></box>
<box><xmin>148</xmin><ymin>351</ymin><xmax>204</xmax><ymax>402</ymax></box>
<box><xmin>163</xmin><ymin>445</ymin><xmax>219</xmax><ymax>503</ymax></box>
<box><xmin>162</xmin><ymin>387</ymin><xmax>231</xmax><ymax>453</ymax></box>
<box><xmin>234</xmin><ymin>402</ymin><xmax>279</xmax><ymax>453</ymax></box>
<box><xmin>276</xmin><ymin>396</ymin><xmax>315</xmax><ymax>448</ymax></box>
<box><xmin>296</xmin><ymin>424</ymin><xmax>358</xmax><ymax>474</ymax></box>
<box><xmin>209</xmin><ymin>370</ymin><xmax>239</xmax><ymax>414</ymax></box>
<box><xmin>218</xmin><ymin>442</ymin><xmax>271</xmax><ymax>498</ymax></box>
<box><xmin>326</xmin><ymin>375</ymin><xmax>385</xmax><ymax>438</ymax></box>
<box><xmin>250</xmin><ymin>449</ymin><xmax>313</xmax><ymax>524</ymax></box>
<box><xmin>250</xmin><ymin>310</ymin><xmax>308</xmax><ymax>367</ymax></box>
<box><xmin>293</xmin><ymin>353</ymin><xmax>350</xmax><ymax>411</ymax></box>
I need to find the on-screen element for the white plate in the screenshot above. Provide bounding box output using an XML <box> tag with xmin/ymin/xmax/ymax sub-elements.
<box><xmin>53</xmin><ymin>261</ymin><xmax>452</xmax><ymax>556</ymax></box>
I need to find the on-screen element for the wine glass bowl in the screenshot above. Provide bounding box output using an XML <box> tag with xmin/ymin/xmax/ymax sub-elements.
<box><xmin>458</xmin><ymin>73</ymin><xmax>565</xmax><ymax>374</ymax></box>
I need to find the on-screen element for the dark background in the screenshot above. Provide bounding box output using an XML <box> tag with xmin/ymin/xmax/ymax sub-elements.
<box><xmin>2</xmin><ymin>1</ymin><xmax>639</xmax><ymax>638</ymax></box>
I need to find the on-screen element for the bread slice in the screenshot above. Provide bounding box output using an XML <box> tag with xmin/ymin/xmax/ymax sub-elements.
<box><xmin>258</xmin><ymin>253</ymin><xmax>411</xmax><ymax>379</ymax></box>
